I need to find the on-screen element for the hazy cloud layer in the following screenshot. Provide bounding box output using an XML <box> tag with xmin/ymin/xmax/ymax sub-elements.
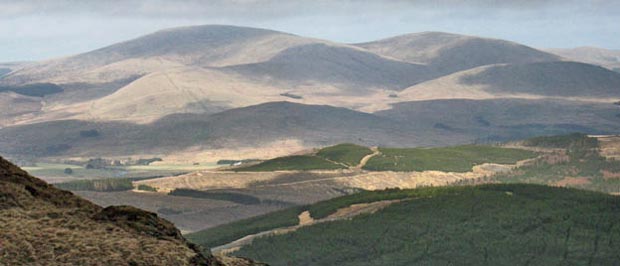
<box><xmin>1</xmin><ymin>0</ymin><xmax>619</xmax><ymax>61</ymax></box>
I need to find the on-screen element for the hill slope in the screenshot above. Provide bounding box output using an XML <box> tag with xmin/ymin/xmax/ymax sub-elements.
<box><xmin>229</xmin><ymin>184</ymin><xmax>620</xmax><ymax>266</ymax></box>
<box><xmin>73</xmin><ymin>42</ymin><xmax>432</xmax><ymax>123</ymax></box>
<box><xmin>0</xmin><ymin>156</ymin><xmax>229</xmax><ymax>265</ymax></box>
<box><xmin>1</xmin><ymin>25</ymin><xmax>312</xmax><ymax>85</ymax></box>
<box><xmin>459</xmin><ymin>61</ymin><xmax>620</xmax><ymax>97</ymax></box>
<box><xmin>491</xmin><ymin>134</ymin><xmax>620</xmax><ymax>194</ymax></box>
<box><xmin>1</xmin><ymin>26</ymin><xmax>618</xmax><ymax>159</ymax></box>
<box><xmin>226</xmin><ymin>43</ymin><xmax>432</xmax><ymax>92</ymax></box>
<box><xmin>73</xmin><ymin>68</ymin><xmax>263</xmax><ymax>122</ymax></box>
<box><xmin>375</xmin><ymin>98</ymin><xmax>620</xmax><ymax>143</ymax></box>
<box><xmin>395</xmin><ymin>61</ymin><xmax>620</xmax><ymax>101</ymax></box>
<box><xmin>356</xmin><ymin>32</ymin><xmax>559</xmax><ymax>75</ymax></box>
<box><xmin>0</xmin><ymin>102</ymin><xmax>427</xmax><ymax>158</ymax></box>
<box><xmin>0</xmin><ymin>25</ymin><xmax>437</xmax><ymax>124</ymax></box>
<box><xmin>3</xmin><ymin>98</ymin><xmax>619</xmax><ymax>160</ymax></box>
<box><xmin>0</xmin><ymin>25</ymin><xmax>329</xmax><ymax>124</ymax></box>
<box><xmin>546</xmin><ymin>47</ymin><xmax>620</xmax><ymax>71</ymax></box>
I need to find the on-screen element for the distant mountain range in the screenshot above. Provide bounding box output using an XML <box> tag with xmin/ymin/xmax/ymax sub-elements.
<box><xmin>357</xmin><ymin>31</ymin><xmax>560</xmax><ymax>75</ymax></box>
<box><xmin>1</xmin><ymin>25</ymin><xmax>620</xmax><ymax>160</ymax></box>
<box><xmin>546</xmin><ymin>46</ymin><xmax>620</xmax><ymax>72</ymax></box>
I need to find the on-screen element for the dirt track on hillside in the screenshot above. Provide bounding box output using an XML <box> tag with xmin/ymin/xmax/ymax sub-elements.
<box><xmin>355</xmin><ymin>147</ymin><xmax>380</xmax><ymax>169</ymax></box>
<box><xmin>211</xmin><ymin>199</ymin><xmax>401</xmax><ymax>255</ymax></box>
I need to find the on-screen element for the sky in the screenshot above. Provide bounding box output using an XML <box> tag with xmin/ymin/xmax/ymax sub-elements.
<box><xmin>1</xmin><ymin>0</ymin><xmax>619</xmax><ymax>62</ymax></box>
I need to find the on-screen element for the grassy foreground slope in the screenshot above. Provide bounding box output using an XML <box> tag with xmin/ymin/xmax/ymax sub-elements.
<box><xmin>315</xmin><ymin>143</ymin><xmax>373</xmax><ymax>166</ymax></box>
<box><xmin>364</xmin><ymin>145</ymin><xmax>536</xmax><ymax>172</ymax></box>
<box><xmin>234</xmin><ymin>184</ymin><xmax>620</xmax><ymax>266</ymax></box>
<box><xmin>0</xmin><ymin>156</ymin><xmax>219</xmax><ymax>265</ymax></box>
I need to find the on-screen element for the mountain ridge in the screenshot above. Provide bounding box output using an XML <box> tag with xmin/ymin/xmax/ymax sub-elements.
<box><xmin>546</xmin><ymin>46</ymin><xmax>620</xmax><ymax>71</ymax></box>
<box><xmin>356</xmin><ymin>31</ymin><xmax>560</xmax><ymax>75</ymax></box>
<box><xmin>1</xmin><ymin>24</ymin><xmax>619</xmax><ymax>161</ymax></box>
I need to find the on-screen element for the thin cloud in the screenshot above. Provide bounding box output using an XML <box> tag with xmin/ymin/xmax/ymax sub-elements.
<box><xmin>2</xmin><ymin>0</ymin><xmax>618</xmax><ymax>17</ymax></box>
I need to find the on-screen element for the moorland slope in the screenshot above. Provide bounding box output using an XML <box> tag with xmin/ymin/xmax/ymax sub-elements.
<box><xmin>0</xmin><ymin>155</ymin><xmax>260</xmax><ymax>265</ymax></box>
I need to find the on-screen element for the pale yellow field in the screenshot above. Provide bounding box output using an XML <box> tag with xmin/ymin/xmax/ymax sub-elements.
<box><xmin>136</xmin><ymin>161</ymin><xmax>517</xmax><ymax>193</ymax></box>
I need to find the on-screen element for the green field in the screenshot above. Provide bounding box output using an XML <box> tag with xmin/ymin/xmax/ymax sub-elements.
<box><xmin>234</xmin><ymin>155</ymin><xmax>346</xmax><ymax>172</ymax></box>
<box><xmin>232</xmin><ymin>144</ymin><xmax>535</xmax><ymax>172</ymax></box>
<box><xmin>316</xmin><ymin>144</ymin><xmax>373</xmax><ymax>166</ymax></box>
<box><xmin>232</xmin><ymin>184</ymin><xmax>620</xmax><ymax>266</ymax></box>
<box><xmin>363</xmin><ymin>145</ymin><xmax>536</xmax><ymax>172</ymax></box>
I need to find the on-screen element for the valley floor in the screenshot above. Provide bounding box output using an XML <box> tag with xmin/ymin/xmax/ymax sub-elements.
<box><xmin>26</xmin><ymin>135</ymin><xmax>620</xmax><ymax>236</ymax></box>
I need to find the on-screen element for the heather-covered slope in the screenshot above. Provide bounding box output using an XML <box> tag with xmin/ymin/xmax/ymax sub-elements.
<box><xmin>0</xmin><ymin>156</ymin><xmax>258</xmax><ymax>265</ymax></box>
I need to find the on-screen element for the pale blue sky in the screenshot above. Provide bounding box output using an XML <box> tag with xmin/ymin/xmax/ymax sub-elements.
<box><xmin>1</xmin><ymin>0</ymin><xmax>619</xmax><ymax>62</ymax></box>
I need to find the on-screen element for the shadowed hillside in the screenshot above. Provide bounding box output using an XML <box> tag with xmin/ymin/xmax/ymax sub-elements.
<box><xmin>459</xmin><ymin>61</ymin><xmax>620</xmax><ymax>97</ymax></box>
<box><xmin>395</xmin><ymin>61</ymin><xmax>620</xmax><ymax>102</ymax></box>
<box><xmin>375</xmin><ymin>98</ymin><xmax>620</xmax><ymax>142</ymax></box>
<box><xmin>184</xmin><ymin>101</ymin><xmax>422</xmax><ymax>146</ymax></box>
<box><xmin>0</xmin><ymin>83</ymin><xmax>63</xmax><ymax>97</ymax></box>
<box><xmin>226</xmin><ymin>43</ymin><xmax>432</xmax><ymax>91</ymax></box>
<box><xmin>3</xmin><ymin>99</ymin><xmax>620</xmax><ymax>159</ymax></box>
<box><xmin>0</xmin><ymin>102</ymin><xmax>426</xmax><ymax>158</ymax></box>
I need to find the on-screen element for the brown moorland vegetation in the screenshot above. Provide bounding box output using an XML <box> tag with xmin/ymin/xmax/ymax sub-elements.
<box><xmin>0</xmin><ymin>155</ymin><xmax>261</xmax><ymax>266</ymax></box>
